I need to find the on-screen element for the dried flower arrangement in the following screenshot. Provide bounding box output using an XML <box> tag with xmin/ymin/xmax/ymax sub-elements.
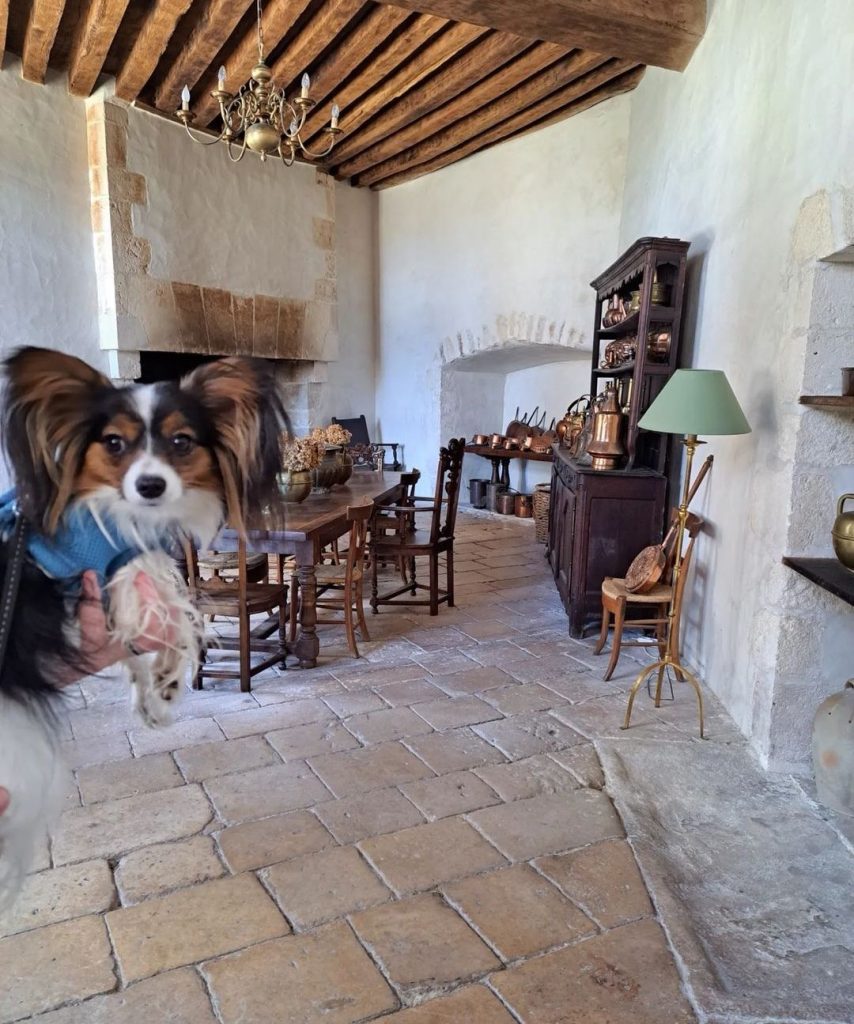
<box><xmin>309</xmin><ymin>423</ymin><xmax>353</xmax><ymax>448</ymax></box>
<box><xmin>280</xmin><ymin>434</ymin><xmax>321</xmax><ymax>472</ymax></box>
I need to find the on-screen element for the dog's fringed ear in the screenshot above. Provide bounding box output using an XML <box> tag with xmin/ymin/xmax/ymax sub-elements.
<box><xmin>181</xmin><ymin>358</ymin><xmax>290</xmax><ymax>535</ymax></box>
<box><xmin>3</xmin><ymin>347</ymin><xmax>114</xmax><ymax>533</ymax></box>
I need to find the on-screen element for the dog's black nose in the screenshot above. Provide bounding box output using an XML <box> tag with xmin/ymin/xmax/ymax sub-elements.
<box><xmin>136</xmin><ymin>475</ymin><xmax>167</xmax><ymax>499</ymax></box>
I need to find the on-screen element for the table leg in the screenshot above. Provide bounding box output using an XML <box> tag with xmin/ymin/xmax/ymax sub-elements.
<box><xmin>293</xmin><ymin>542</ymin><xmax>319</xmax><ymax>668</ymax></box>
<box><xmin>500</xmin><ymin>459</ymin><xmax>510</xmax><ymax>488</ymax></box>
<box><xmin>490</xmin><ymin>458</ymin><xmax>500</xmax><ymax>484</ymax></box>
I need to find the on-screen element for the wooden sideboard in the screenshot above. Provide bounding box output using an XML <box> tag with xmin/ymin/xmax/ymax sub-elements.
<box><xmin>548</xmin><ymin>447</ymin><xmax>666</xmax><ymax>637</ymax></box>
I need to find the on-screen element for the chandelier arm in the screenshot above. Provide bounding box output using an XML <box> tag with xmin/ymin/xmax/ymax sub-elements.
<box><xmin>296</xmin><ymin>131</ymin><xmax>338</xmax><ymax>160</ymax></box>
<box><xmin>227</xmin><ymin>137</ymin><xmax>248</xmax><ymax>162</ymax></box>
<box><xmin>182</xmin><ymin>123</ymin><xmax>228</xmax><ymax>147</ymax></box>
<box><xmin>279</xmin><ymin>143</ymin><xmax>297</xmax><ymax>167</ymax></box>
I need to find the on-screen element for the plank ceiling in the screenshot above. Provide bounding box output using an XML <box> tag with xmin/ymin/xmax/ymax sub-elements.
<box><xmin>0</xmin><ymin>0</ymin><xmax>705</xmax><ymax>188</ymax></box>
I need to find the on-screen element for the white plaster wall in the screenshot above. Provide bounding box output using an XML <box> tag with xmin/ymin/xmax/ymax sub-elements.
<box><xmin>323</xmin><ymin>183</ymin><xmax>377</xmax><ymax>430</ymax></box>
<box><xmin>377</xmin><ymin>95</ymin><xmax>631</xmax><ymax>484</ymax></box>
<box><xmin>127</xmin><ymin>106</ymin><xmax>325</xmax><ymax>301</ymax></box>
<box><xmin>618</xmin><ymin>0</ymin><xmax>854</xmax><ymax>770</ymax></box>
<box><xmin>0</xmin><ymin>62</ymin><xmax>105</xmax><ymax>489</ymax></box>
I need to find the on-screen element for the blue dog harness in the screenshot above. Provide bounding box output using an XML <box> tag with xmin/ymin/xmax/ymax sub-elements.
<box><xmin>0</xmin><ymin>490</ymin><xmax>144</xmax><ymax>592</ymax></box>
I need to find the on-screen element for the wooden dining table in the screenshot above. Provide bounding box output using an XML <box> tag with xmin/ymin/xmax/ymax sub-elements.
<box><xmin>213</xmin><ymin>471</ymin><xmax>403</xmax><ymax>668</ymax></box>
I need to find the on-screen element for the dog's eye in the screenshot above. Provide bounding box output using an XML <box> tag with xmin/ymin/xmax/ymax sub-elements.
<box><xmin>103</xmin><ymin>434</ymin><xmax>127</xmax><ymax>456</ymax></box>
<box><xmin>171</xmin><ymin>433</ymin><xmax>195</xmax><ymax>455</ymax></box>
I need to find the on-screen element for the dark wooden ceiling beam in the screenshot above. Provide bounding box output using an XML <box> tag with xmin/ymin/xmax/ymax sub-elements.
<box><xmin>155</xmin><ymin>0</ymin><xmax>255</xmax><ymax>111</ymax></box>
<box><xmin>67</xmin><ymin>0</ymin><xmax>132</xmax><ymax>96</ymax></box>
<box><xmin>371</xmin><ymin>66</ymin><xmax>644</xmax><ymax>189</ymax></box>
<box><xmin>115</xmin><ymin>0</ymin><xmax>195</xmax><ymax>101</ymax></box>
<box><xmin>189</xmin><ymin>0</ymin><xmax>314</xmax><ymax>124</ymax></box>
<box><xmin>329</xmin><ymin>27</ymin><xmax>527</xmax><ymax>166</ymax></box>
<box><xmin>21</xmin><ymin>0</ymin><xmax>67</xmax><ymax>83</ymax></box>
<box><xmin>335</xmin><ymin>39</ymin><xmax>568</xmax><ymax>178</ymax></box>
<box><xmin>380</xmin><ymin>0</ymin><xmax>705</xmax><ymax>71</ymax></box>
<box><xmin>360</xmin><ymin>59</ymin><xmax>639</xmax><ymax>187</ymax></box>
<box><xmin>301</xmin><ymin>11</ymin><xmax>447</xmax><ymax>144</ymax></box>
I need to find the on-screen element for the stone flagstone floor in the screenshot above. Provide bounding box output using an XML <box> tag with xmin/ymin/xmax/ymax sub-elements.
<box><xmin>1</xmin><ymin>512</ymin><xmax>852</xmax><ymax>1023</ymax></box>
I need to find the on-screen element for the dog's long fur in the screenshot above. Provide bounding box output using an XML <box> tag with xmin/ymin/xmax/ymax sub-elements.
<box><xmin>0</xmin><ymin>347</ymin><xmax>288</xmax><ymax>907</ymax></box>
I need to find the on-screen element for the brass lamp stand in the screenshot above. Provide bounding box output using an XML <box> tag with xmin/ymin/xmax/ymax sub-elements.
<box><xmin>622</xmin><ymin>433</ymin><xmax>706</xmax><ymax>736</ymax></box>
<box><xmin>619</xmin><ymin>368</ymin><xmax>751</xmax><ymax>738</ymax></box>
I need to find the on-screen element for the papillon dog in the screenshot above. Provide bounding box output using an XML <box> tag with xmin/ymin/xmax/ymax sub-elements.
<box><xmin>0</xmin><ymin>347</ymin><xmax>288</xmax><ymax>907</ymax></box>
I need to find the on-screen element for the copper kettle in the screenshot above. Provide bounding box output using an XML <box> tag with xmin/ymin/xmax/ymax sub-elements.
<box><xmin>586</xmin><ymin>384</ymin><xmax>624</xmax><ymax>470</ymax></box>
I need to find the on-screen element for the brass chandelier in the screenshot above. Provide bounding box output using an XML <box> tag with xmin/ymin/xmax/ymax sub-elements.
<box><xmin>175</xmin><ymin>0</ymin><xmax>341</xmax><ymax>165</ymax></box>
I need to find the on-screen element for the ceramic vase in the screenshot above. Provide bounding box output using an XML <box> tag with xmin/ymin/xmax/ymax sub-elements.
<box><xmin>311</xmin><ymin>447</ymin><xmax>339</xmax><ymax>493</ymax></box>
<box><xmin>277</xmin><ymin>470</ymin><xmax>311</xmax><ymax>503</ymax></box>
<box><xmin>812</xmin><ymin>681</ymin><xmax>854</xmax><ymax>816</ymax></box>
<box><xmin>335</xmin><ymin>450</ymin><xmax>354</xmax><ymax>485</ymax></box>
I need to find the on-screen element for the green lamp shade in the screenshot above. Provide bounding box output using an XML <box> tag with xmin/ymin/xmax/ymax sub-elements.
<box><xmin>639</xmin><ymin>369</ymin><xmax>751</xmax><ymax>436</ymax></box>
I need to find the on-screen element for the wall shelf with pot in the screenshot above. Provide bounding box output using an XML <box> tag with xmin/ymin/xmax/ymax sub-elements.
<box><xmin>782</xmin><ymin>557</ymin><xmax>854</xmax><ymax>607</ymax></box>
<box><xmin>597</xmin><ymin>306</ymin><xmax>677</xmax><ymax>339</ymax></box>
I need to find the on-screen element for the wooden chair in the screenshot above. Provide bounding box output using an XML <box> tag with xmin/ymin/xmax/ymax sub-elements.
<box><xmin>291</xmin><ymin>503</ymin><xmax>373</xmax><ymax>658</ymax></box>
<box><xmin>370</xmin><ymin>439</ymin><xmax>464</xmax><ymax>616</ymax></box>
<box><xmin>594</xmin><ymin>510</ymin><xmax>703</xmax><ymax>681</ymax></box>
<box><xmin>183</xmin><ymin>537</ymin><xmax>289</xmax><ymax>692</ymax></box>
<box><xmin>372</xmin><ymin>470</ymin><xmax>421</xmax><ymax>583</ymax></box>
<box><xmin>332</xmin><ymin>414</ymin><xmax>402</xmax><ymax>470</ymax></box>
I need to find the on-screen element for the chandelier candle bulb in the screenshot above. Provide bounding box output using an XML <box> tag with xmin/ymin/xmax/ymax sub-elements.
<box><xmin>301</xmin><ymin>73</ymin><xmax>310</xmax><ymax>98</ymax></box>
<box><xmin>218</xmin><ymin>66</ymin><xmax>226</xmax><ymax>88</ymax></box>
<box><xmin>181</xmin><ymin>85</ymin><xmax>190</xmax><ymax>110</ymax></box>
<box><xmin>331</xmin><ymin>103</ymin><xmax>340</xmax><ymax>129</ymax></box>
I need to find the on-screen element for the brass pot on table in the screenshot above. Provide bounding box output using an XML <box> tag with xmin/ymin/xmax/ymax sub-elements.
<box><xmin>832</xmin><ymin>494</ymin><xmax>854</xmax><ymax>570</ymax></box>
<box><xmin>586</xmin><ymin>384</ymin><xmax>625</xmax><ymax>470</ymax></box>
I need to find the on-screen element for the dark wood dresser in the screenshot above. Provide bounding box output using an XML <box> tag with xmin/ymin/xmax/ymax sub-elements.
<box><xmin>548</xmin><ymin>448</ymin><xmax>666</xmax><ymax>637</ymax></box>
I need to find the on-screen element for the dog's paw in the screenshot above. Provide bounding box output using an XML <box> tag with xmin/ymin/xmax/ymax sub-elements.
<box><xmin>131</xmin><ymin>682</ymin><xmax>178</xmax><ymax>730</ymax></box>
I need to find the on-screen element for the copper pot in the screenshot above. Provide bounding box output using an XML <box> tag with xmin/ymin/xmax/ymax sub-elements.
<box><xmin>515</xmin><ymin>494</ymin><xmax>533</xmax><ymax>518</ymax></box>
<box><xmin>472</xmin><ymin>433</ymin><xmax>489</xmax><ymax>446</ymax></box>
<box><xmin>586</xmin><ymin>384</ymin><xmax>624</xmax><ymax>470</ymax></box>
<box><xmin>496</xmin><ymin>490</ymin><xmax>517</xmax><ymax>515</ymax></box>
<box><xmin>503</xmin><ymin>438</ymin><xmax>518</xmax><ymax>450</ymax></box>
<box><xmin>490</xmin><ymin>433</ymin><xmax>506</xmax><ymax>448</ymax></box>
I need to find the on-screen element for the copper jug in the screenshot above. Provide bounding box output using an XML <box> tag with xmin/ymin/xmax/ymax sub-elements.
<box><xmin>586</xmin><ymin>384</ymin><xmax>624</xmax><ymax>470</ymax></box>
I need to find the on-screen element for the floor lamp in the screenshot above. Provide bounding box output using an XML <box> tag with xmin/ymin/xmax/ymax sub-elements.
<box><xmin>622</xmin><ymin>370</ymin><xmax>751</xmax><ymax>737</ymax></box>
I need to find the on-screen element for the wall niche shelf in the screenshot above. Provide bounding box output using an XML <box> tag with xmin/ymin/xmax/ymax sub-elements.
<box><xmin>782</xmin><ymin>557</ymin><xmax>854</xmax><ymax>607</ymax></box>
<box><xmin>799</xmin><ymin>395</ymin><xmax>854</xmax><ymax>409</ymax></box>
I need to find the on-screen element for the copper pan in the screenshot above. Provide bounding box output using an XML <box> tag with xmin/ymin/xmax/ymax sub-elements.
<box><xmin>490</xmin><ymin>433</ymin><xmax>506</xmax><ymax>448</ymax></box>
<box><xmin>472</xmin><ymin>434</ymin><xmax>489</xmax><ymax>446</ymax></box>
<box><xmin>505</xmin><ymin>406</ymin><xmax>524</xmax><ymax>438</ymax></box>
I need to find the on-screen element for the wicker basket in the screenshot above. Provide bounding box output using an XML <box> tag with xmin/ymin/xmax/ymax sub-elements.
<box><xmin>533</xmin><ymin>483</ymin><xmax>551</xmax><ymax>544</ymax></box>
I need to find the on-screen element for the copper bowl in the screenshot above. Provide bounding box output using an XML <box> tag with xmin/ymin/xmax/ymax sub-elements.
<box><xmin>472</xmin><ymin>434</ymin><xmax>489</xmax><ymax>446</ymax></box>
<box><xmin>490</xmin><ymin>433</ymin><xmax>506</xmax><ymax>448</ymax></box>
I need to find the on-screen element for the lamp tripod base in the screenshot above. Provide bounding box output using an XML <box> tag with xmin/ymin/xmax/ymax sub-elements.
<box><xmin>622</xmin><ymin>655</ymin><xmax>705</xmax><ymax>737</ymax></box>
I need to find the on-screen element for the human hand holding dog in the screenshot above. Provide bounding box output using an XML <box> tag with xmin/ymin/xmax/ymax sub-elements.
<box><xmin>72</xmin><ymin>570</ymin><xmax>179</xmax><ymax>680</ymax></box>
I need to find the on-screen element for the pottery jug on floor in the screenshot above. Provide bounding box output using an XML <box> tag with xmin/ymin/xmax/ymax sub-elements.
<box><xmin>813</xmin><ymin>681</ymin><xmax>854</xmax><ymax>816</ymax></box>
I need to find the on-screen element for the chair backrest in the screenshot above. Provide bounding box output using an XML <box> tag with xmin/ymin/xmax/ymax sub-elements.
<box><xmin>332</xmin><ymin>415</ymin><xmax>370</xmax><ymax>446</ymax></box>
<box><xmin>429</xmin><ymin>438</ymin><xmax>465</xmax><ymax>544</ymax></box>
<box><xmin>344</xmin><ymin>503</ymin><xmax>373</xmax><ymax>584</ymax></box>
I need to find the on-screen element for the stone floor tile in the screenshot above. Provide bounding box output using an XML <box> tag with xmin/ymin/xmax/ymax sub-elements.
<box><xmin>0</xmin><ymin>859</ymin><xmax>115</xmax><ymax>937</ymax></box>
<box><xmin>404</xmin><ymin>626</ymin><xmax>479</xmax><ymax>651</ymax></box>
<box><xmin>481</xmin><ymin>681</ymin><xmax>568</xmax><ymax>715</ymax></box>
<box><xmin>411</xmin><ymin>695</ymin><xmax>503</xmax><ymax>731</ymax></box>
<box><xmin>364</xmin><ymin>638</ymin><xmax>423</xmax><ymax>664</ymax></box>
<box><xmin>473</xmin><ymin>711</ymin><xmax>586</xmax><ymax>759</ymax></box>
<box><xmin>410</xmin><ymin>649</ymin><xmax>478</xmax><ymax>675</ymax></box>
<box><xmin>78</xmin><ymin>672</ymin><xmax>129</xmax><ymax>706</ymax></box>
<box><xmin>332</xmin><ymin>662</ymin><xmax>428</xmax><ymax>689</ymax></box>
<box><xmin>314</xmin><ymin>787</ymin><xmax>426</xmax><ymax>844</ymax></box>
<box><xmin>468</xmin><ymin>790</ymin><xmax>624</xmax><ymax>860</ymax></box>
<box><xmin>456</xmin><ymin>619</ymin><xmax>522</xmax><ymax>642</ymax></box>
<box><xmin>216</xmin><ymin>809</ymin><xmax>334</xmax><ymax>872</ymax></box>
<box><xmin>250</xmin><ymin>671</ymin><xmax>346</xmax><ymax>704</ymax></box>
<box><xmin>263</xmin><ymin>845</ymin><xmax>390</xmax><ymax>928</ymax></box>
<box><xmin>0</xmin><ymin>915</ymin><xmax>115</xmax><ymax>1022</ymax></box>
<box><xmin>405</xmin><ymin>727</ymin><xmax>507</xmax><ymax>774</ymax></box>
<box><xmin>76</xmin><ymin>753</ymin><xmax>182</xmax><ymax>804</ymax></box>
<box><xmin>400</xmin><ymin>770</ymin><xmax>501</xmax><ymax>820</ymax></box>
<box><xmin>473</xmin><ymin>753</ymin><xmax>580</xmax><ymax>801</ymax></box>
<box><xmin>202</xmin><ymin>922</ymin><xmax>398</xmax><ymax>1024</ymax></box>
<box><xmin>265</xmin><ymin>719</ymin><xmax>360</xmax><ymax>760</ymax></box>
<box><xmin>203</xmin><ymin>761</ymin><xmax>330</xmax><ymax>823</ymax></box>
<box><xmin>308</xmin><ymin>740</ymin><xmax>434</xmax><ymax>798</ymax></box>
<box><xmin>173</xmin><ymin>734</ymin><xmax>279</xmax><ymax>781</ymax></box>
<box><xmin>351</xmin><ymin>893</ymin><xmax>500</xmax><ymax>1002</ymax></box>
<box><xmin>107</xmin><ymin>874</ymin><xmax>288</xmax><ymax>983</ymax></box>
<box><xmin>360</xmin><ymin>816</ymin><xmax>506</xmax><ymax>895</ymax></box>
<box><xmin>174</xmin><ymin>690</ymin><xmax>258</xmax><ymax>720</ymax></box>
<box><xmin>115</xmin><ymin>835</ymin><xmax>225</xmax><ymax>905</ymax></box>
<box><xmin>53</xmin><ymin>784</ymin><xmax>213</xmax><ymax>865</ymax></box>
<box><xmin>373</xmin><ymin>677</ymin><xmax>445</xmax><ymax>706</ymax></box>
<box><xmin>551</xmin><ymin>694</ymin><xmax>682</xmax><ymax>741</ymax></box>
<box><xmin>344</xmin><ymin>706</ymin><xmax>435</xmax><ymax>744</ymax></box>
<box><xmin>322</xmin><ymin>689</ymin><xmax>389</xmax><ymax>717</ymax></box>
<box><xmin>535</xmin><ymin>839</ymin><xmax>653</xmax><ymax>928</ymax></box>
<box><xmin>430</xmin><ymin>666</ymin><xmax>517</xmax><ymax>696</ymax></box>
<box><xmin>463</xmin><ymin>641</ymin><xmax>537</xmax><ymax>668</ymax></box>
<box><xmin>68</xmin><ymin>702</ymin><xmax>134</xmax><ymax>739</ymax></box>
<box><xmin>379</xmin><ymin>986</ymin><xmax>517</xmax><ymax>1022</ymax></box>
<box><xmin>491</xmin><ymin>918</ymin><xmax>696</xmax><ymax>1023</ymax></box>
<box><xmin>550</xmin><ymin>744</ymin><xmax>605</xmax><ymax>789</ymax></box>
<box><xmin>31</xmin><ymin>967</ymin><xmax>218</xmax><ymax>1023</ymax></box>
<box><xmin>128</xmin><ymin>718</ymin><xmax>224</xmax><ymax>756</ymax></box>
<box><xmin>215</xmin><ymin>698</ymin><xmax>332</xmax><ymax>739</ymax></box>
<box><xmin>444</xmin><ymin>863</ymin><xmax>595</xmax><ymax>960</ymax></box>
<box><xmin>60</xmin><ymin>731</ymin><xmax>132</xmax><ymax>769</ymax></box>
